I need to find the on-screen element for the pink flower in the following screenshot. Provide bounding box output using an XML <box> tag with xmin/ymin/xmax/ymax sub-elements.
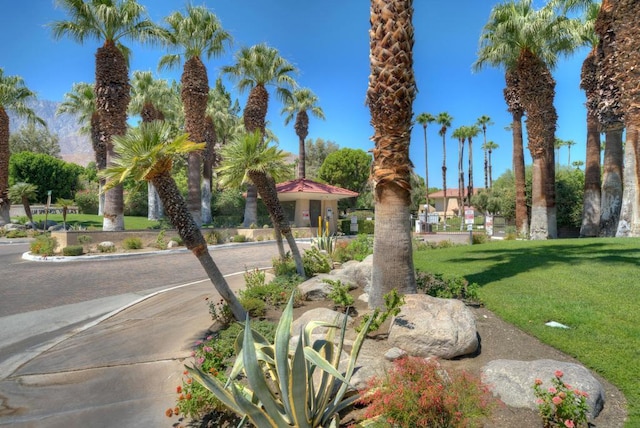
<box><xmin>535</xmin><ymin>379</ymin><xmax>543</xmax><ymax>385</ymax></box>
<box><xmin>555</xmin><ymin>370</ymin><xmax>564</xmax><ymax>378</ymax></box>
<box><xmin>548</xmin><ymin>387</ymin><xmax>557</xmax><ymax>394</ymax></box>
<box><xmin>564</xmin><ymin>420</ymin><xmax>575</xmax><ymax>428</ymax></box>
<box><xmin>552</xmin><ymin>396</ymin><xmax>563</xmax><ymax>405</ymax></box>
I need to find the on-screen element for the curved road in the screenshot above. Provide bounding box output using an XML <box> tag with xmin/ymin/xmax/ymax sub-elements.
<box><xmin>0</xmin><ymin>241</ymin><xmax>300</xmax><ymax>378</ymax></box>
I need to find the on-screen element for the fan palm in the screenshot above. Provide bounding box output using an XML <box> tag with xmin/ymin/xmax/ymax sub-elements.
<box><xmin>51</xmin><ymin>0</ymin><xmax>163</xmax><ymax>231</ymax></box>
<box><xmin>466</xmin><ymin>125</ymin><xmax>481</xmax><ymax>206</ymax></box>
<box><xmin>216</xmin><ymin>130</ymin><xmax>305</xmax><ymax>278</ymax></box>
<box><xmin>366</xmin><ymin>0</ymin><xmax>417</xmax><ymax>309</ymax></box>
<box><xmin>415</xmin><ymin>112</ymin><xmax>435</xmax><ymax>204</ymax></box>
<box><xmin>8</xmin><ymin>182</ymin><xmax>38</xmax><ymax>224</ymax></box>
<box><xmin>0</xmin><ymin>68</ymin><xmax>43</xmax><ymax>224</ymax></box>
<box><xmin>222</xmin><ymin>43</ymin><xmax>297</xmax><ymax>228</ymax></box>
<box><xmin>451</xmin><ymin>126</ymin><xmax>467</xmax><ymax>222</ymax></box>
<box><xmin>476</xmin><ymin>115</ymin><xmax>494</xmax><ymax>189</ymax></box>
<box><xmin>436</xmin><ymin>112</ymin><xmax>453</xmax><ymax>224</ymax></box>
<box><xmin>102</xmin><ymin>121</ymin><xmax>246</xmax><ymax>320</ymax></box>
<box><xmin>159</xmin><ymin>5</ymin><xmax>231</xmax><ymax>226</ymax></box>
<box><xmin>482</xmin><ymin>140</ymin><xmax>499</xmax><ymax>189</ymax></box>
<box><xmin>281</xmin><ymin>88</ymin><xmax>325</xmax><ymax>179</ymax></box>
<box><xmin>475</xmin><ymin>0</ymin><xmax>581</xmax><ymax>239</ymax></box>
<box><xmin>129</xmin><ymin>71</ymin><xmax>174</xmax><ymax>221</ymax></box>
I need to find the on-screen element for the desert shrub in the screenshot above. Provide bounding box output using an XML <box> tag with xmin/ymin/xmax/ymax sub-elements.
<box><xmin>239</xmin><ymin>296</ymin><xmax>267</xmax><ymax>318</ymax></box>
<box><xmin>360</xmin><ymin>356</ymin><xmax>496</xmax><ymax>427</ymax></box>
<box><xmin>240</xmin><ymin>276</ymin><xmax>303</xmax><ymax>309</ymax></box>
<box><xmin>302</xmin><ymin>246</ymin><xmax>332</xmax><ymax>277</ymax></box>
<box><xmin>243</xmin><ymin>268</ymin><xmax>266</xmax><ymax>288</ymax></box>
<box><xmin>232</xmin><ymin>234</ymin><xmax>247</xmax><ymax>243</ymax></box>
<box><xmin>205</xmin><ymin>230</ymin><xmax>223</xmax><ymax>245</ymax></box>
<box><xmin>123</xmin><ymin>188</ymin><xmax>148</xmax><ymax>217</ymax></box>
<box><xmin>62</xmin><ymin>245</ymin><xmax>84</xmax><ymax>256</ymax></box>
<box><xmin>77</xmin><ymin>234</ymin><xmax>92</xmax><ymax>246</ymax></box>
<box><xmin>272</xmin><ymin>254</ymin><xmax>297</xmax><ymax>277</ymax></box>
<box><xmin>472</xmin><ymin>233</ymin><xmax>489</xmax><ymax>244</ymax></box>
<box><xmin>324</xmin><ymin>278</ymin><xmax>354</xmax><ymax>311</ymax></box>
<box><xmin>6</xmin><ymin>229</ymin><xmax>28</xmax><ymax>238</ymax></box>
<box><xmin>30</xmin><ymin>235</ymin><xmax>57</xmax><ymax>256</ymax></box>
<box><xmin>154</xmin><ymin>230</ymin><xmax>168</xmax><ymax>250</ymax></box>
<box><xmin>416</xmin><ymin>270</ymin><xmax>480</xmax><ymax>303</ymax></box>
<box><xmin>75</xmin><ymin>189</ymin><xmax>99</xmax><ymax>214</ymax></box>
<box><xmin>333</xmin><ymin>233</ymin><xmax>373</xmax><ymax>262</ymax></box>
<box><xmin>123</xmin><ymin>236</ymin><xmax>143</xmax><ymax>250</ymax></box>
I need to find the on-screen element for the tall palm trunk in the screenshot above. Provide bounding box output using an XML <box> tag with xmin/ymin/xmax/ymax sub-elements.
<box><xmin>517</xmin><ymin>50</ymin><xmax>557</xmax><ymax>240</ymax></box>
<box><xmin>295</xmin><ymin>110</ymin><xmax>309</xmax><ymax>179</ymax></box>
<box><xmin>0</xmin><ymin>107</ymin><xmax>10</xmax><ymax>224</ymax></box>
<box><xmin>580</xmin><ymin>49</ymin><xmax>602</xmax><ymax>237</ymax></box>
<box><xmin>152</xmin><ymin>170</ymin><xmax>245</xmax><ymax>320</ymax></box>
<box><xmin>504</xmin><ymin>69</ymin><xmax>529</xmax><ymax>237</ymax></box>
<box><xmin>247</xmin><ymin>171</ymin><xmax>305</xmax><ymax>277</ymax></box>
<box><xmin>594</xmin><ymin>5</ymin><xmax>624</xmax><ymax>236</ymax></box>
<box><xmin>488</xmin><ymin>146</ymin><xmax>494</xmax><ymax>189</ymax></box>
<box><xmin>422</xmin><ymin>124</ymin><xmax>429</xmax><ymax>202</ymax></box>
<box><xmin>90</xmin><ymin>112</ymin><xmax>107</xmax><ymax>216</ymax></box>
<box><xmin>96</xmin><ymin>40</ymin><xmax>128</xmax><ymax>231</ymax></box>
<box><xmin>201</xmin><ymin>116</ymin><xmax>215</xmax><ymax>225</ymax></box>
<box><xmin>367</xmin><ymin>0</ymin><xmax>416</xmax><ymax>310</ymax></box>
<box><xmin>242</xmin><ymin>84</ymin><xmax>269</xmax><ymax>228</ymax></box>
<box><xmin>457</xmin><ymin>137</ymin><xmax>465</xmax><ymax>229</ymax></box>
<box><xmin>141</xmin><ymin>104</ymin><xmax>165</xmax><ymax>221</ymax></box>
<box><xmin>467</xmin><ymin>135</ymin><xmax>474</xmax><ymax>205</ymax></box>
<box><xmin>482</xmin><ymin>127</ymin><xmax>488</xmax><ymax>189</ymax></box>
<box><xmin>182</xmin><ymin>56</ymin><xmax>208</xmax><ymax>227</ymax></box>
<box><xmin>614</xmin><ymin>0</ymin><xmax>640</xmax><ymax>237</ymax></box>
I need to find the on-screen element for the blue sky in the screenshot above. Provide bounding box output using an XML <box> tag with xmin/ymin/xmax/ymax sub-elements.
<box><xmin>1</xmin><ymin>0</ymin><xmax>590</xmax><ymax>189</ymax></box>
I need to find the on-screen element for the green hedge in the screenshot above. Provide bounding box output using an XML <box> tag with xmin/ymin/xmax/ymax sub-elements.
<box><xmin>62</xmin><ymin>245</ymin><xmax>84</xmax><ymax>256</ymax></box>
<box><xmin>339</xmin><ymin>219</ymin><xmax>374</xmax><ymax>235</ymax></box>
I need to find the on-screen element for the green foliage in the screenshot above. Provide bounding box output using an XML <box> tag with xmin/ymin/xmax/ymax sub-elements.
<box><xmin>317</xmin><ymin>148</ymin><xmax>371</xmax><ymax>210</ymax></box>
<box><xmin>123</xmin><ymin>236</ymin><xmax>144</xmax><ymax>250</ymax></box>
<box><xmin>359</xmin><ymin>356</ymin><xmax>496</xmax><ymax>427</ymax></box>
<box><xmin>77</xmin><ymin>234</ymin><xmax>92</xmax><ymax>246</ymax></box>
<box><xmin>239</xmin><ymin>296</ymin><xmax>267</xmax><ymax>318</ymax></box>
<box><xmin>188</xmin><ymin>294</ymin><xmax>375</xmax><ymax>428</ymax></box>
<box><xmin>74</xmin><ymin>189</ymin><xmax>99</xmax><ymax>215</ymax></box>
<box><xmin>232</xmin><ymin>234</ymin><xmax>247</xmax><ymax>243</ymax></box>
<box><xmin>205</xmin><ymin>230</ymin><xmax>225</xmax><ymax>245</ymax></box>
<box><xmin>555</xmin><ymin>167</ymin><xmax>584</xmax><ymax>228</ymax></box>
<box><xmin>324</xmin><ymin>279</ymin><xmax>354</xmax><ymax>310</ymax></box>
<box><xmin>416</xmin><ymin>270</ymin><xmax>480</xmax><ymax>303</ymax></box>
<box><xmin>472</xmin><ymin>233</ymin><xmax>489</xmax><ymax>245</ymax></box>
<box><xmin>9</xmin><ymin>152</ymin><xmax>83</xmax><ymax>202</ymax></box>
<box><xmin>8</xmin><ymin>182</ymin><xmax>38</xmax><ymax>204</ymax></box>
<box><xmin>533</xmin><ymin>371</ymin><xmax>589</xmax><ymax>428</ymax></box>
<box><xmin>357</xmin><ymin>290</ymin><xmax>404</xmax><ymax>334</ymax></box>
<box><xmin>6</xmin><ymin>229</ymin><xmax>28</xmax><ymax>238</ymax></box>
<box><xmin>240</xmin><ymin>274</ymin><xmax>303</xmax><ymax>309</ymax></box>
<box><xmin>332</xmin><ymin>234</ymin><xmax>373</xmax><ymax>262</ymax></box>
<box><xmin>211</xmin><ymin>187</ymin><xmax>245</xmax><ymax>227</ymax></box>
<box><xmin>304</xmin><ymin>137</ymin><xmax>339</xmax><ymax>180</ymax></box>
<box><xmin>312</xmin><ymin>217</ymin><xmax>337</xmax><ymax>254</ymax></box>
<box><xmin>30</xmin><ymin>235</ymin><xmax>57</xmax><ymax>256</ymax></box>
<box><xmin>208</xmin><ymin>298</ymin><xmax>235</xmax><ymax>326</ymax></box>
<box><xmin>243</xmin><ymin>268</ymin><xmax>266</xmax><ymax>288</ymax></box>
<box><xmin>154</xmin><ymin>230</ymin><xmax>168</xmax><ymax>250</ymax></box>
<box><xmin>272</xmin><ymin>254</ymin><xmax>297</xmax><ymax>277</ymax></box>
<box><xmin>123</xmin><ymin>187</ymin><xmax>148</xmax><ymax>217</ymax></box>
<box><xmin>302</xmin><ymin>246</ymin><xmax>332</xmax><ymax>277</ymax></box>
<box><xmin>62</xmin><ymin>245</ymin><xmax>84</xmax><ymax>256</ymax></box>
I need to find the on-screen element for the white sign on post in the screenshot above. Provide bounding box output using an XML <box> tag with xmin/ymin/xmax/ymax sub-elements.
<box><xmin>464</xmin><ymin>208</ymin><xmax>474</xmax><ymax>225</ymax></box>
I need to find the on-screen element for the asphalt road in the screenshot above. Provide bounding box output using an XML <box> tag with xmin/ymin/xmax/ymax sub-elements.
<box><xmin>0</xmin><ymin>241</ymin><xmax>293</xmax><ymax>379</ymax></box>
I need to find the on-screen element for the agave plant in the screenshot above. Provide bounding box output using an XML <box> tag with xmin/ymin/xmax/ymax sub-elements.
<box><xmin>188</xmin><ymin>294</ymin><xmax>373</xmax><ymax>427</ymax></box>
<box><xmin>312</xmin><ymin>216</ymin><xmax>337</xmax><ymax>255</ymax></box>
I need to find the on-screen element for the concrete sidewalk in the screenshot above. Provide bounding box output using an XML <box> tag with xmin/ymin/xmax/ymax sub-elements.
<box><xmin>0</xmin><ymin>274</ymin><xmax>246</xmax><ymax>427</ymax></box>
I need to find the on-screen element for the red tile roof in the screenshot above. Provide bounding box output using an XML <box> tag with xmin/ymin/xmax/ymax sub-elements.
<box><xmin>276</xmin><ymin>178</ymin><xmax>359</xmax><ymax>199</ymax></box>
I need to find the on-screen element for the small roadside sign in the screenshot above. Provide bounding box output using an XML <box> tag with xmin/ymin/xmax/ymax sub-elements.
<box><xmin>464</xmin><ymin>208</ymin><xmax>474</xmax><ymax>225</ymax></box>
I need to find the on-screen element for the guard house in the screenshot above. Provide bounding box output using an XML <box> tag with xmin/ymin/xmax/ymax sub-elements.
<box><xmin>275</xmin><ymin>178</ymin><xmax>359</xmax><ymax>234</ymax></box>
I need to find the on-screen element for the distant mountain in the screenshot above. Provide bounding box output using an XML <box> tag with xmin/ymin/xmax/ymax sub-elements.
<box><xmin>8</xmin><ymin>99</ymin><xmax>93</xmax><ymax>166</ymax></box>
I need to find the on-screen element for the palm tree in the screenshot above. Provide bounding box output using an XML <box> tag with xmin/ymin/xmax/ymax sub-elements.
<box><xmin>57</xmin><ymin>82</ymin><xmax>107</xmax><ymax>215</ymax></box>
<box><xmin>56</xmin><ymin>198</ymin><xmax>75</xmax><ymax>229</ymax></box>
<box><xmin>102</xmin><ymin>121</ymin><xmax>246</xmax><ymax>320</ymax></box>
<box><xmin>8</xmin><ymin>182</ymin><xmax>38</xmax><ymax>225</ymax></box>
<box><xmin>222</xmin><ymin>43</ymin><xmax>297</xmax><ymax>227</ymax></box>
<box><xmin>451</xmin><ymin>126</ymin><xmax>467</xmax><ymax>224</ymax></box>
<box><xmin>608</xmin><ymin>0</ymin><xmax>640</xmax><ymax>237</ymax></box>
<box><xmin>475</xmin><ymin>0</ymin><xmax>581</xmax><ymax>239</ymax></box>
<box><xmin>159</xmin><ymin>5</ymin><xmax>232</xmax><ymax>227</ymax></box>
<box><xmin>436</xmin><ymin>112</ymin><xmax>453</xmax><ymax>225</ymax></box>
<box><xmin>466</xmin><ymin>124</ymin><xmax>481</xmax><ymax>205</ymax></box>
<box><xmin>0</xmin><ymin>69</ymin><xmax>43</xmax><ymax>224</ymax></box>
<box><xmin>415</xmin><ymin>112</ymin><xmax>435</xmax><ymax>204</ymax></box>
<box><xmin>565</xmin><ymin>139</ymin><xmax>576</xmax><ymax>165</ymax></box>
<box><xmin>483</xmin><ymin>140</ymin><xmax>499</xmax><ymax>189</ymax></box>
<box><xmin>281</xmin><ymin>88</ymin><xmax>325</xmax><ymax>179</ymax></box>
<box><xmin>216</xmin><ymin>130</ymin><xmax>305</xmax><ymax>278</ymax></box>
<box><xmin>366</xmin><ymin>0</ymin><xmax>417</xmax><ymax>309</ymax></box>
<box><xmin>51</xmin><ymin>0</ymin><xmax>162</xmax><ymax>232</ymax></box>
<box><xmin>594</xmin><ymin>0</ymin><xmax>623</xmax><ymax>237</ymax></box>
<box><xmin>129</xmin><ymin>71</ymin><xmax>173</xmax><ymax>221</ymax></box>
<box><xmin>477</xmin><ymin>115</ymin><xmax>494</xmax><ymax>189</ymax></box>
<box><xmin>554</xmin><ymin>138</ymin><xmax>566</xmax><ymax>167</ymax></box>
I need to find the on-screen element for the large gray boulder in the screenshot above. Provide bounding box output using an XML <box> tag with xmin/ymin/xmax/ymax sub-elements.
<box><xmin>482</xmin><ymin>359</ymin><xmax>605</xmax><ymax>419</ymax></box>
<box><xmin>388</xmin><ymin>294</ymin><xmax>478</xmax><ymax>359</ymax></box>
<box><xmin>339</xmin><ymin>254</ymin><xmax>373</xmax><ymax>292</ymax></box>
<box><xmin>291</xmin><ymin>308</ymin><xmax>353</xmax><ymax>336</ymax></box>
<box><xmin>298</xmin><ymin>273</ymin><xmax>357</xmax><ymax>301</ymax></box>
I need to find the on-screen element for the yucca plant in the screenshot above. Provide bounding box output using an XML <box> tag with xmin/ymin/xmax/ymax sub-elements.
<box><xmin>188</xmin><ymin>294</ymin><xmax>374</xmax><ymax>427</ymax></box>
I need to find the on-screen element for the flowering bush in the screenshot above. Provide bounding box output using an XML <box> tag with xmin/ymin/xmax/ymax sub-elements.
<box><xmin>533</xmin><ymin>370</ymin><xmax>589</xmax><ymax>428</ymax></box>
<box><xmin>359</xmin><ymin>356</ymin><xmax>496</xmax><ymax>427</ymax></box>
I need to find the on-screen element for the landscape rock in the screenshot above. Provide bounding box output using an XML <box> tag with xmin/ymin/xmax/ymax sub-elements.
<box><xmin>388</xmin><ymin>294</ymin><xmax>478</xmax><ymax>359</ymax></box>
<box><xmin>339</xmin><ymin>254</ymin><xmax>373</xmax><ymax>292</ymax></box>
<box><xmin>298</xmin><ymin>273</ymin><xmax>357</xmax><ymax>301</ymax></box>
<box><xmin>98</xmin><ymin>241</ymin><xmax>116</xmax><ymax>250</ymax></box>
<box><xmin>482</xmin><ymin>359</ymin><xmax>605</xmax><ymax>419</ymax></box>
<box><xmin>384</xmin><ymin>347</ymin><xmax>407</xmax><ymax>361</ymax></box>
<box><xmin>167</xmin><ymin>240</ymin><xmax>180</xmax><ymax>248</ymax></box>
<box><xmin>4</xmin><ymin>223</ymin><xmax>26</xmax><ymax>231</ymax></box>
<box><xmin>291</xmin><ymin>308</ymin><xmax>353</xmax><ymax>336</ymax></box>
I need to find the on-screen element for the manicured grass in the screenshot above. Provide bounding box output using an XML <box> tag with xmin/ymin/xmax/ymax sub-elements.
<box><xmin>31</xmin><ymin>213</ymin><xmax>160</xmax><ymax>230</ymax></box>
<box><xmin>414</xmin><ymin>238</ymin><xmax>640</xmax><ymax>427</ymax></box>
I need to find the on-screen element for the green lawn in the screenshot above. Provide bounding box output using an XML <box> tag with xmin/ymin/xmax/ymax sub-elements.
<box><xmin>414</xmin><ymin>238</ymin><xmax>640</xmax><ymax>427</ymax></box>
<box><xmin>31</xmin><ymin>213</ymin><xmax>160</xmax><ymax>230</ymax></box>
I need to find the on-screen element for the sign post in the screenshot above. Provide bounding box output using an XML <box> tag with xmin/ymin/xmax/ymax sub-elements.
<box><xmin>464</xmin><ymin>207</ymin><xmax>474</xmax><ymax>245</ymax></box>
<box><xmin>44</xmin><ymin>190</ymin><xmax>52</xmax><ymax>232</ymax></box>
